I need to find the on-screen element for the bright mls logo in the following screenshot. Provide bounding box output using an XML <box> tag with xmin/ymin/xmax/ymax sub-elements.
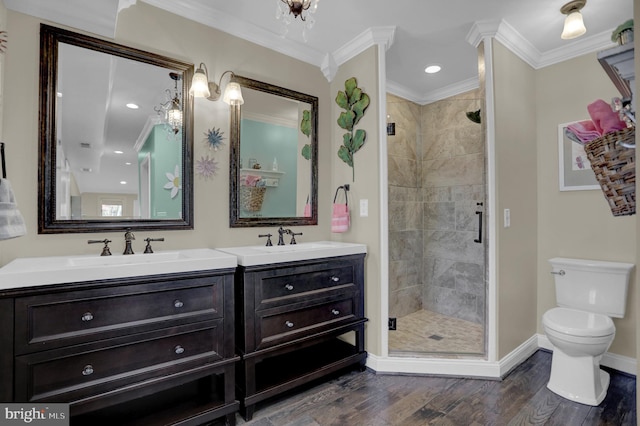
<box><xmin>1</xmin><ymin>404</ymin><xmax>68</xmax><ymax>425</ymax></box>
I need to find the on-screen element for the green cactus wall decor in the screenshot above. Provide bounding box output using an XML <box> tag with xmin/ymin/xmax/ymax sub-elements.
<box><xmin>335</xmin><ymin>77</ymin><xmax>370</xmax><ymax>181</ymax></box>
<box><xmin>300</xmin><ymin>109</ymin><xmax>311</xmax><ymax>160</ymax></box>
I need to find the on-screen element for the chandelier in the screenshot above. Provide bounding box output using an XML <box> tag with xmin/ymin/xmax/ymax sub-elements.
<box><xmin>154</xmin><ymin>72</ymin><xmax>183</xmax><ymax>135</ymax></box>
<box><xmin>276</xmin><ymin>0</ymin><xmax>320</xmax><ymax>41</ymax></box>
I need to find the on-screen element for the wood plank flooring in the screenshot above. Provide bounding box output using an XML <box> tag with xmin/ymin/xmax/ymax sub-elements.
<box><xmin>218</xmin><ymin>350</ymin><xmax>636</xmax><ymax>426</ymax></box>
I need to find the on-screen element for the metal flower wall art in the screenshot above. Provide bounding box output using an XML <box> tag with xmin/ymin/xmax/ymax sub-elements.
<box><xmin>164</xmin><ymin>165</ymin><xmax>182</xmax><ymax>198</ymax></box>
<box><xmin>195</xmin><ymin>127</ymin><xmax>225</xmax><ymax>180</ymax></box>
<box><xmin>335</xmin><ymin>77</ymin><xmax>370</xmax><ymax>181</ymax></box>
<box><xmin>204</xmin><ymin>127</ymin><xmax>225</xmax><ymax>151</ymax></box>
<box><xmin>195</xmin><ymin>155</ymin><xmax>219</xmax><ymax>181</ymax></box>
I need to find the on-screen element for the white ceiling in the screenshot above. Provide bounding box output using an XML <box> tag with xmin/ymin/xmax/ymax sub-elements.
<box><xmin>4</xmin><ymin>0</ymin><xmax>633</xmax><ymax>103</ymax></box>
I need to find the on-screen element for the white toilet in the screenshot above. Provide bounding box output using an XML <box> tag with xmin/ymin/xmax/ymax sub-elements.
<box><xmin>543</xmin><ymin>257</ymin><xmax>634</xmax><ymax>406</ymax></box>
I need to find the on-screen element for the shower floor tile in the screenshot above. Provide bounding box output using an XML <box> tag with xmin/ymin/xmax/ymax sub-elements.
<box><xmin>389</xmin><ymin>309</ymin><xmax>484</xmax><ymax>356</ymax></box>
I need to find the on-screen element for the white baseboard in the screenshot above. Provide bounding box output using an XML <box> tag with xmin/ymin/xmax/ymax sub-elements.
<box><xmin>366</xmin><ymin>334</ymin><xmax>636</xmax><ymax>378</ymax></box>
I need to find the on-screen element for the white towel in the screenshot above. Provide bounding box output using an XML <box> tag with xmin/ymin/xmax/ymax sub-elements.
<box><xmin>0</xmin><ymin>178</ymin><xmax>26</xmax><ymax>240</ymax></box>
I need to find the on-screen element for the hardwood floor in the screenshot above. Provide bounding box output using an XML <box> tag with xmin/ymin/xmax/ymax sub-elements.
<box><xmin>218</xmin><ymin>350</ymin><xmax>636</xmax><ymax>425</ymax></box>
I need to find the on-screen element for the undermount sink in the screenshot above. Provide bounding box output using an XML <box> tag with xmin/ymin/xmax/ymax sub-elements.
<box><xmin>0</xmin><ymin>248</ymin><xmax>237</xmax><ymax>289</ymax></box>
<box><xmin>217</xmin><ymin>241</ymin><xmax>367</xmax><ymax>266</ymax></box>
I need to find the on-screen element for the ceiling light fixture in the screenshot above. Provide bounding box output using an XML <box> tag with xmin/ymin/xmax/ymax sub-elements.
<box><xmin>276</xmin><ymin>0</ymin><xmax>320</xmax><ymax>42</ymax></box>
<box><xmin>154</xmin><ymin>72</ymin><xmax>183</xmax><ymax>135</ymax></box>
<box><xmin>189</xmin><ymin>64</ymin><xmax>244</xmax><ymax>105</ymax></box>
<box><xmin>560</xmin><ymin>0</ymin><xmax>587</xmax><ymax>40</ymax></box>
<box><xmin>425</xmin><ymin>65</ymin><xmax>442</xmax><ymax>74</ymax></box>
<box><xmin>126</xmin><ymin>103</ymin><xmax>139</xmax><ymax>109</ymax></box>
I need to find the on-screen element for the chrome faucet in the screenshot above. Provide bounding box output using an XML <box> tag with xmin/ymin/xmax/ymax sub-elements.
<box><xmin>88</xmin><ymin>239</ymin><xmax>112</xmax><ymax>256</ymax></box>
<box><xmin>123</xmin><ymin>229</ymin><xmax>135</xmax><ymax>255</ymax></box>
<box><xmin>277</xmin><ymin>227</ymin><xmax>290</xmax><ymax>246</ymax></box>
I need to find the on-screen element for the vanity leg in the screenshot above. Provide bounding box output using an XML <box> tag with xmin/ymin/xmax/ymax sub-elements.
<box><xmin>225</xmin><ymin>413</ymin><xmax>236</xmax><ymax>426</ymax></box>
<box><xmin>239</xmin><ymin>358</ymin><xmax>257</xmax><ymax>421</ymax></box>
<box><xmin>242</xmin><ymin>405</ymin><xmax>255</xmax><ymax>421</ymax></box>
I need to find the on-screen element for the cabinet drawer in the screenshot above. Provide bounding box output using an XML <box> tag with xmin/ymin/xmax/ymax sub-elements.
<box><xmin>257</xmin><ymin>264</ymin><xmax>355</xmax><ymax>307</ymax></box>
<box><xmin>16</xmin><ymin>322</ymin><xmax>223</xmax><ymax>402</ymax></box>
<box><xmin>15</xmin><ymin>281</ymin><xmax>222</xmax><ymax>354</ymax></box>
<box><xmin>256</xmin><ymin>298</ymin><xmax>355</xmax><ymax>349</ymax></box>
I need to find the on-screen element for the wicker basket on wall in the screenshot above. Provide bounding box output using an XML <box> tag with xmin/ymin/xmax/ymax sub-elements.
<box><xmin>584</xmin><ymin>127</ymin><xmax>636</xmax><ymax>216</ymax></box>
<box><xmin>240</xmin><ymin>186</ymin><xmax>266</xmax><ymax>212</ymax></box>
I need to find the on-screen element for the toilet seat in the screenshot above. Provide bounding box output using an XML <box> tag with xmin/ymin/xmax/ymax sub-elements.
<box><xmin>543</xmin><ymin>307</ymin><xmax>615</xmax><ymax>337</ymax></box>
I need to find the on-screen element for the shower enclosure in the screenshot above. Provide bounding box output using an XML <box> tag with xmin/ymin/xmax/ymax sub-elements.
<box><xmin>387</xmin><ymin>89</ymin><xmax>486</xmax><ymax>356</ymax></box>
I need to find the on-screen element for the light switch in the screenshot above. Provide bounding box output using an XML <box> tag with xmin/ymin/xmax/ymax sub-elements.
<box><xmin>360</xmin><ymin>199</ymin><xmax>368</xmax><ymax>217</ymax></box>
<box><xmin>504</xmin><ymin>208</ymin><xmax>510</xmax><ymax>228</ymax></box>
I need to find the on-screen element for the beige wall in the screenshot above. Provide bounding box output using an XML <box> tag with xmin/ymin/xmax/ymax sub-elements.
<box><xmin>492</xmin><ymin>40</ymin><xmax>539</xmax><ymax>358</ymax></box>
<box><xmin>0</xmin><ymin>2</ymin><xmax>333</xmax><ymax>265</ymax></box>
<box><xmin>536</xmin><ymin>51</ymin><xmax>637</xmax><ymax>357</ymax></box>
<box><xmin>329</xmin><ymin>46</ymin><xmax>383</xmax><ymax>354</ymax></box>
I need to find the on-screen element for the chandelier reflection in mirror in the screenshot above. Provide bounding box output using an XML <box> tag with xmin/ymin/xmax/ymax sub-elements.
<box><xmin>154</xmin><ymin>72</ymin><xmax>183</xmax><ymax>136</ymax></box>
<box><xmin>276</xmin><ymin>0</ymin><xmax>320</xmax><ymax>42</ymax></box>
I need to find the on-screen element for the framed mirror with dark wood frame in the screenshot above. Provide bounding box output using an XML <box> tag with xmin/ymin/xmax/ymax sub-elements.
<box><xmin>38</xmin><ymin>24</ymin><xmax>194</xmax><ymax>234</ymax></box>
<box><xmin>229</xmin><ymin>75</ymin><xmax>318</xmax><ymax>228</ymax></box>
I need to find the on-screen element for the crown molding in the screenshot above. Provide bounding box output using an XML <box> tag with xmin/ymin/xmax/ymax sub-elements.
<box><xmin>141</xmin><ymin>0</ymin><xmax>326</xmax><ymax>68</ymax></box>
<box><xmin>421</xmin><ymin>77</ymin><xmax>480</xmax><ymax>105</ymax></box>
<box><xmin>536</xmin><ymin>30</ymin><xmax>616</xmax><ymax>69</ymax></box>
<box><xmin>327</xmin><ymin>26</ymin><xmax>396</xmax><ymax>82</ymax></box>
<box><xmin>386</xmin><ymin>80</ymin><xmax>424</xmax><ymax>105</ymax></box>
<box><xmin>4</xmin><ymin>0</ymin><xmax>122</xmax><ymax>38</ymax></box>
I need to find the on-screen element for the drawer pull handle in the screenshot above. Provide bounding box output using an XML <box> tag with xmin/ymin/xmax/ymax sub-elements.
<box><xmin>174</xmin><ymin>300</ymin><xmax>184</xmax><ymax>308</ymax></box>
<box><xmin>81</xmin><ymin>312</ymin><xmax>94</xmax><ymax>322</ymax></box>
<box><xmin>332</xmin><ymin>309</ymin><xmax>340</xmax><ymax>315</ymax></box>
<box><xmin>285</xmin><ymin>321</ymin><xmax>294</xmax><ymax>328</ymax></box>
<box><xmin>174</xmin><ymin>345</ymin><xmax>185</xmax><ymax>355</ymax></box>
<box><xmin>329</xmin><ymin>276</ymin><xmax>340</xmax><ymax>282</ymax></box>
<box><xmin>284</xmin><ymin>284</ymin><xmax>294</xmax><ymax>291</ymax></box>
<box><xmin>82</xmin><ymin>365</ymin><xmax>94</xmax><ymax>376</ymax></box>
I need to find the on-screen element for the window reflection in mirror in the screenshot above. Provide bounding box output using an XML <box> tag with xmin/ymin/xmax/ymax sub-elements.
<box><xmin>229</xmin><ymin>75</ymin><xmax>318</xmax><ymax>227</ymax></box>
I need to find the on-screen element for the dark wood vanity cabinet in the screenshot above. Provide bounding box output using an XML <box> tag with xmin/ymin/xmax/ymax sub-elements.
<box><xmin>0</xmin><ymin>270</ymin><xmax>239</xmax><ymax>426</ymax></box>
<box><xmin>234</xmin><ymin>254</ymin><xmax>367</xmax><ymax>420</ymax></box>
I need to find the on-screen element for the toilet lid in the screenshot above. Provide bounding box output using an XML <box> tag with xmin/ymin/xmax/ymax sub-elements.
<box><xmin>543</xmin><ymin>307</ymin><xmax>615</xmax><ymax>337</ymax></box>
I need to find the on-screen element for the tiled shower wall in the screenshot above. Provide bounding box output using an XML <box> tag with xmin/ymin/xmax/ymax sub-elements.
<box><xmin>388</xmin><ymin>90</ymin><xmax>485</xmax><ymax>324</ymax></box>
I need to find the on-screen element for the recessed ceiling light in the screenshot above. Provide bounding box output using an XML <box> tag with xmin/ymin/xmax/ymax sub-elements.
<box><xmin>125</xmin><ymin>162</ymin><xmax>132</xmax><ymax>166</ymax></box>
<box><xmin>56</xmin><ymin>92</ymin><xmax>63</xmax><ymax>98</ymax></box>
<box><xmin>425</xmin><ymin>65</ymin><xmax>442</xmax><ymax>74</ymax></box>
<box><xmin>114</xmin><ymin>150</ymin><xmax>124</xmax><ymax>154</ymax></box>
<box><xmin>120</xmin><ymin>181</ymin><xmax>127</xmax><ymax>185</ymax></box>
<box><xmin>126</xmin><ymin>103</ymin><xmax>139</xmax><ymax>109</ymax></box>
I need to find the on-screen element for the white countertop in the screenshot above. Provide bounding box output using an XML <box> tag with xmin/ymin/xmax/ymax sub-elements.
<box><xmin>0</xmin><ymin>248</ymin><xmax>237</xmax><ymax>289</ymax></box>
<box><xmin>216</xmin><ymin>241</ymin><xmax>367</xmax><ymax>266</ymax></box>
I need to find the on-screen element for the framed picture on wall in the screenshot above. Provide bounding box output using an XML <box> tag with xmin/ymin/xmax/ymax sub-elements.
<box><xmin>557</xmin><ymin>121</ymin><xmax>600</xmax><ymax>191</ymax></box>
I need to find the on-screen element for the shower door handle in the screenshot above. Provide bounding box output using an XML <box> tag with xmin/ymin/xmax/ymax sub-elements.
<box><xmin>474</xmin><ymin>203</ymin><xmax>483</xmax><ymax>244</ymax></box>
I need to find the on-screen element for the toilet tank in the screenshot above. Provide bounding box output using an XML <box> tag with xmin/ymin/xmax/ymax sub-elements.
<box><xmin>548</xmin><ymin>257</ymin><xmax>634</xmax><ymax>318</ymax></box>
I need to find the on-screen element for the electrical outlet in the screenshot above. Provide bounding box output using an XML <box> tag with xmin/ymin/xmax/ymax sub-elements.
<box><xmin>360</xmin><ymin>199</ymin><xmax>368</xmax><ymax>217</ymax></box>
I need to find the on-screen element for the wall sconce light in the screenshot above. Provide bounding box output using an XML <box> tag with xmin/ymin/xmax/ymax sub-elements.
<box><xmin>154</xmin><ymin>72</ymin><xmax>182</xmax><ymax>135</ymax></box>
<box><xmin>560</xmin><ymin>0</ymin><xmax>587</xmax><ymax>40</ymax></box>
<box><xmin>189</xmin><ymin>64</ymin><xmax>244</xmax><ymax>105</ymax></box>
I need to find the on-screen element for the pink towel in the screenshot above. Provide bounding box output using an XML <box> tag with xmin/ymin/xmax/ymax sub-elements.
<box><xmin>587</xmin><ymin>99</ymin><xmax>627</xmax><ymax>135</ymax></box>
<box><xmin>241</xmin><ymin>175</ymin><xmax>261</xmax><ymax>187</ymax></box>
<box><xmin>567</xmin><ymin>120</ymin><xmax>601</xmax><ymax>144</ymax></box>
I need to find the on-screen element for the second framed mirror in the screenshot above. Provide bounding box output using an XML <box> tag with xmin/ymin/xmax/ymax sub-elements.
<box><xmin>229</xmin><ymin>75</ymin><xmax>318</xmax><ymax>228</ymax></box>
